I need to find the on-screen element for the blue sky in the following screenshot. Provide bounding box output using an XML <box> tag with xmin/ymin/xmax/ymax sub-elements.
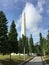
<box><xmin>0</xmin><ymin>0</ymin><xmax>49</xmax><ymax>43</ymax></box>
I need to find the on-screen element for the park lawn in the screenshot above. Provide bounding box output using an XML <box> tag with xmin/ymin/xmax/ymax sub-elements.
<box><xmin>43</xmin><ymin>55</ymin><xmax>49</xmax><ymax>65</ymax></box>
<box><xmin>0</xmin><ymin>54</ymin><xmax>31</xmax><ymax>65</ymax></box>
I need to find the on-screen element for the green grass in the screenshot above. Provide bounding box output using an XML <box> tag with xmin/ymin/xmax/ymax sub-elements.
<box><xmin>0</xmin><ymin>54</ymin><xmax>31</xmax><ymax>65</ymax></box>
<box><xmin>43</xmin><ymin>55</ymin><xmax>49</xmax><ymax>65</ymax></box>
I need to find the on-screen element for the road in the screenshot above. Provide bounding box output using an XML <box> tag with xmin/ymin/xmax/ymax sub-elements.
<box><xmin>25</xmin><ymin>56</ymin><xmax>43</xmax><ymax>65</ymax></box>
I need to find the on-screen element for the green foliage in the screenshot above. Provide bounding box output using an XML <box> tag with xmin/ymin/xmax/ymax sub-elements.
<box><xmin>1</xmin><ymin>10</ymin><xmax>49</xmax><ymax>57</ymax></box>
<box><xmin>18</xmin><ymin>35</ymin><xmax>29</xmax><ymax>54</ymax></box>
<box><xmin>35</xmin><ymin>45</ymin><xmax>40</xmax><ymax>55</ymax></box>
<box><xmin>0</xmin><ymin>11</ymin><xmax>8</xmax><ymax>54</ymax></box>
<box><xmin>25</xmin><ymin>37</ymin><xmax>29</xmax><ymax>54</ymax></box>
<box><xmin>8</xmin><ymin>20</ymin><xmax>18</xmax><ymax>53</ymax></box>
<box><xmin>46</xmin><ymin>31</ymin><xmax>49</xmax><ymax>54</ymax></box>
<box><xmin>39</xmin><ymin>33</ymin><xmax>48</xmax><ymax>56</ymax></box>
<box><xmin>39</xmin><ymin>33</ymin><xmax>43</xmax><ymax>46</ymax></box>
<box><xmin>22</xmin><ymin>35</ymin><xmax>26</xmax><ymax>47</ymax></box>
<box><xmin>42</xmin><ymin>38</ymin><xmax>47</xmax><ymax>55</ymax></box>
<box><xmin>22</xmin><ymin>35</ymin><xmax>29</xmax><ymax>54</ymax></box>
<box><xmin>29</xmin><ymin>34</ymin><xmax>34</xmax><ymax>53</ymax></box>
<box><xmin>39</xmin><ymin>33</ymin><xmax>43</xmax><ymax>55</ymax></box>
<box><xmin>18</xmin><ymin>38</ymin><xmax>24</xmax><ymax>53</ymax></box>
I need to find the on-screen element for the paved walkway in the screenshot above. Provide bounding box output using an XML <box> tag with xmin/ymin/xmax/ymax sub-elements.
<box><xmin>25</xmin><ymin>56</ymin><xmax>43</xmax><ymax>65</ymax></box>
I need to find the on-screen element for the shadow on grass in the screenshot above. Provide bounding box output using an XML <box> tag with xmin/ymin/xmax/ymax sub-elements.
<box><xmin>0</xmin><ymin>57</ymin><xmax>47</xmax><ymax>65</ymax></box>
<box><xmin>0</xmin><ymin>60</ymin><xmax>46</xmax><ymax>65</ymax></box>
<box><xmin>0</xmin><ymin>59</ymin><xmax>24</xmax><ymax>65</ymax></box>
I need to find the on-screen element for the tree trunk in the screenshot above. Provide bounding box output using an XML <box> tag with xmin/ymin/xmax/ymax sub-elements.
<box><xmin>43</xmin><ymin>49</ymin><xmax>45</xmax><ymax>56</ymax></box>
<box><xmin>10</xmin><ymin>53</ymin><xmax>11</xmax><ymax>61</ymax></box>
<box><xmin>19</xmin><ymin>53</ymin><xmax>20</xmax><ymax>58</ymax></box>
<box><xmin>44</xmin><ymin>50</ymin><xmax>45</xmax><ymax>57</ymax></box>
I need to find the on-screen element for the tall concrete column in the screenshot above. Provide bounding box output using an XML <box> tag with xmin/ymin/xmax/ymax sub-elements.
<box><xmin>21</xmin><ymin>12</ymin><xmax>26</xmax><ymax>60</ymax></box>
<box><xmin>21</xmin><ymin>12</ymin><xmax>26</xmax><ymax>37</ymax></box>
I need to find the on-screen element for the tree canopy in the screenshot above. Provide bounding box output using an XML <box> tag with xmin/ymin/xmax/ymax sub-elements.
<box><xmin>8</xmin><ymin>20</ymin><xmax>18</xmax><ymax>53</ymax></box>
<box><xmin>0</xmin><ymin>11</ymin><xmax>8</xmax><ymax>54</ymax></box>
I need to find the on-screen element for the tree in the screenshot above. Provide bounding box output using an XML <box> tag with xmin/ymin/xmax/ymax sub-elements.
<box><xmin>18</xmin><ymin>38</ymin><xmax>23</xmax><ymax>53</ymax></box>
<box><xmin>29</xmin><ymin>34</ymin><xmax>34</xmax><ymax>54</ymax></box>
<box><xmin>25</xmin><ymin>37</ymin><xmax>29</xmax><ymax>54</ymax></box>
<box><xmin>8</xmin><ymin>20</ymin><xmax>18</xmax><ymax>60</ymax></box>
<box><xmin>42</xmin><ymin>38</ymin><xmax>47</xmax><ymax>56</ymax></box>
<box><xmin>46</xmin><ymin>31</ymin><xmax>49</xmax><ymax>54</ymax></box>
<box><xmin>22</xmin><ymin>35</ymin><xmax>26</xmax><ymax>60</ymax></box>
<box><xmin>39</xmin><ymin>33</ymin><xmax>43</xmax><ymax>55</ymax></box>
<box><xmin>39</xmin><ymin>33</ymin><xmax>43</xmax><ymax>46</ymax></box>
<box><xmin>0</xmin><ymin>11</ymin><xmax>8</xmax><ymax>55</ymax></box>
<box><xmin>39</xmin><ymin>33</ymin><xmax>47</xmax><ymax>56</ymax></box>
<box><xmin>35</xmin><ymin>44</ymin><xmax>40</xmax><ymax>55</ymax></box>
<box><xmin>18</xmin><ymin>36</ymin><xmax>29</xmax><ymax>54</ymax></box>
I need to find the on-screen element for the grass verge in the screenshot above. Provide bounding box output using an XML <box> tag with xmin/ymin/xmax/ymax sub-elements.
<box><xmin>0</xmin><ymin>54</ymin><xmax>32</xmax><ymax>65</ymax></box>
<box><xmin>43</xmin><ymin>55</ymin><xmax>49</xmax><ymax>65</ymax></box>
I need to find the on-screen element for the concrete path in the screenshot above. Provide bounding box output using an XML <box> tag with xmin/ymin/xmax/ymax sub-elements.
<box><xmin>25</xmin><ymin>56</ymin><xmax>43</xmax><ymax>65</ymax></box>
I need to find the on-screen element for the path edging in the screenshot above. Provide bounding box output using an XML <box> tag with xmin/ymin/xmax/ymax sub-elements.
<box><xmin>41</xmin><ymin>56</ymin><xmax>48</xmax><ymax>65</ymax></box>
<box><xmin>18</xmin><ymin>57</ymin><xmax>34</xmax><ymax>65</ymax></box>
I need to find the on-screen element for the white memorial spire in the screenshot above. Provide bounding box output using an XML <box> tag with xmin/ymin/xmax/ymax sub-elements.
<box><xmin>21</xmin><ymin>12</ymin><xmax>26</xmax><ymax>37</ymax></box>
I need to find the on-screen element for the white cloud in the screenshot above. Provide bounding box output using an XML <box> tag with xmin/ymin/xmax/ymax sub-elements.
<box><xmin>36</xmin><ymin>0</ymin><xmax>45</xmax><ymax>13</ymax></box>
<box><xmin>17</xmin><ymin>2</ymin><xmax>47</xmax><ymax>43</ymax></box>
<box><xmin>21</xmin><ymin>2</ymin><xmax>42</xmax><ymax>34</ymax></box>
